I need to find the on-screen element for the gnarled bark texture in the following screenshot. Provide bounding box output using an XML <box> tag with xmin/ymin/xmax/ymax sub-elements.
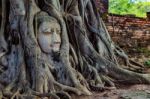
<box><xmin>0</xmin><ymin>0</ymin><xmax>150</xmax><ymax>99</ymax></box>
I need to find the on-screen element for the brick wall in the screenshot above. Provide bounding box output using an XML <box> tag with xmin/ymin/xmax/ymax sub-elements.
<box><xmin>105</xmin><ymin>14</ymin><xmax>150</xmax><ymax>51</ymax></box>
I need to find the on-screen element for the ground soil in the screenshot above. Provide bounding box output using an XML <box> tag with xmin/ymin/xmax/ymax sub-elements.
<box><xmin>72</xmin><ymin>85</ymin><xmax>150</xmax><ymax>99</ymax></box>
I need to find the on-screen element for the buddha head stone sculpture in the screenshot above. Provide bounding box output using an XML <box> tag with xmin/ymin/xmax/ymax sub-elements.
<box><xmin>35</xmin><ymin>12</ymin><xmax>61</xmax><ymax>54</ymax></box>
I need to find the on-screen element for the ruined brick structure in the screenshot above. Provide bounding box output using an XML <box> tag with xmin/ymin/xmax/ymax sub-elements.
<box><xmin>106</xmin><ymin>14</ymin><xmax>150</xmax><ymax>51</ymax></box>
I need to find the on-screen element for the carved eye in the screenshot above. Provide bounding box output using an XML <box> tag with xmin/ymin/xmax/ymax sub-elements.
<box><xmin>56</xmin><ymin>30</ymin><xmax>61</xmax><ymax>34</ymax></box>
<box><xmin>43</xmin><ymin>32</ymin><xmax>52</xmax><ymax>35</ymax></box>
<box><xmin>51</xmin><ymin>29</ymin><xmax>54</xmax><ymax>33</ymax></box>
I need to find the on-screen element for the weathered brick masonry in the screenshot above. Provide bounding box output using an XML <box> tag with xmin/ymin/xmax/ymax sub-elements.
<box><xmin>105</xmin><ymin>14</ymin><xmax>150</xmax><ymax>50</ymax></box>
<box><xmin>95</xmin><ymin>0</ymin><xmax>149</xmax><ymax>51</ymax></box>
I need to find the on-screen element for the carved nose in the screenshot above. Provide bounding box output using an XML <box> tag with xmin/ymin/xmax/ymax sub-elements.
<box><xmin>53</xmin><ymin>32</ymin><xmax>60</xmax><ymax>42</ymax></box>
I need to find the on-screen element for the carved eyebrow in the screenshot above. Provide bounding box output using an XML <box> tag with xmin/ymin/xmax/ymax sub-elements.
<box><xmin>43</xmin><ymin>28</ymin><xmax>51</xmax><ymax>32</ymax></box>
<box><xmin>41</xmin><ymin>28</ymin><xmax>52</xmax><ymax>35</ymax></box>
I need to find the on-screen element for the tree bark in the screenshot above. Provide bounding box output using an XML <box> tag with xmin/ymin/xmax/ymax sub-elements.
<box><xmin>0</xmin><ymin>0</ymin><xmax>150</xmax><ymax>99</ymax></box>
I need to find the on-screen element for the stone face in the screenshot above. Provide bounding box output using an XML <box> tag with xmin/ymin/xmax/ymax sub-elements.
<box><xmin>37</xmin><ymin>21</ymin><xmax>61</xmax><ymax>53</ymax></box>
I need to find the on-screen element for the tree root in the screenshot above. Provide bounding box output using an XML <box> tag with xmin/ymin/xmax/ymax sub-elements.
<box><xmin>101</xmin><ymin>75</ymin><xmax>115</xmax><ymax>87</ymax></box>
<box><xmin>56</xmin><ymin>91</ymin><xmax>71</xmax><ymax>99</ymax></box>
<box><xmin>89</xmin><ymin>80</ymin><xmax>104</xmax><ymax>92</ymax></box>
<box><xmin>129</xmin><ymin>59</ymin><xmax>144</xmax><ymax>68</ymax></box>
<box><xmin>53</xmin><ymin>81</ymin><xmax>82</xmax><ymax>95</ymax></box>
<box><xmin>10</xmin><ymin>89</ymin><xmax>21</xmax><ymax>99</ymax></box>
<box><xmin>1</xmin><ymin>0</ymin><xmax>150</xmax><ymax>99</ymax></box>
<box><xmin>2</xmin><ymin>81</ymin><xmax>72</xmax><ymax>99</ymax></box>
<box><xmin>107</xmin><ymin>64</ymin><xmax>150</xmax><ymax>84</ymax></box>
<box><xmin>32</xmin><ymin>91</ymin><xmax>60</xmax><ymax>99</ymax></box>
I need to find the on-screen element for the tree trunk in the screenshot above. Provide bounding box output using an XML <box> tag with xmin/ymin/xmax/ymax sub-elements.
<box><xmin>0</xmin><ymin>0</ymin><xmax>150</xmax><ymax>99</ymax></box>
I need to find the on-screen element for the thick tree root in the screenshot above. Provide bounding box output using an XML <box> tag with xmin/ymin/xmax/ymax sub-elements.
<box><xmin>53</xmin><ymin>81</ymin><xmax>82</xmax><ymax>95</ymax></box>
<box><xmin>1</xmin><ymin>0</ymin><xmax>150</xmax><ymax>99</ymax></box>
<box><xmin>107</xmin><ymin>64</ymin><xmax>150</xmax><ymax>84</ymax></box>
<box><xmin>2</xmin><ymin>82</ymin><xmax>72</xmax><ymax>99</ymax></box>
<box><xmin>89</xmin><ymin>80</ymin><xmax>104</xmax><ymax>92</ymax></box>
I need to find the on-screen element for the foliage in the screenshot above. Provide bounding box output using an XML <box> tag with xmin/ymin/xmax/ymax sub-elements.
<box><xmin>144</xmin><ymin>60</ymin><xmax>150</xmax><ymax>67</ymax></box>
<box><xmin>109</xmin><ymin>0</ymin><xmax>150</xmax><ymax>17</ymax></box>
<box><xmin>137</xmin><ymin>47</ymin><xmax>150</xmax><ymax>56</ymax></box>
